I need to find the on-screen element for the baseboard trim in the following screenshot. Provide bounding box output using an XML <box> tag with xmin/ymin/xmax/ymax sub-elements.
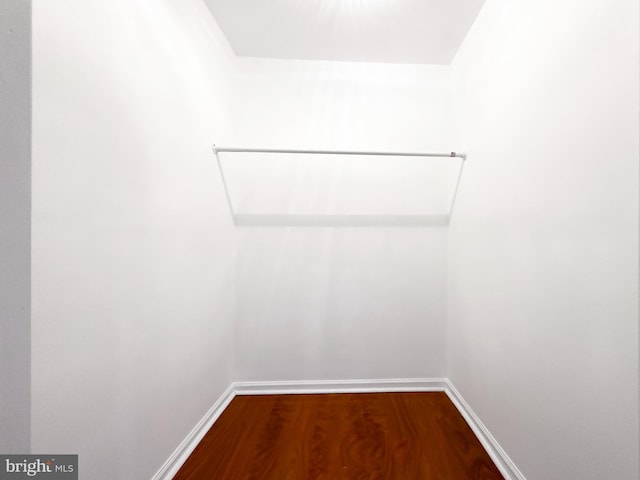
<box><xmin>152</xmin><ymin>378</ymin><xmax>525</xmax><ymax>480</ymax></box>
<box><xmin>151</xmin><ymin>384</ymin><xmax>236</xmax><ymax>480</ymax></box>
<box><xmin>233</xmin><ymin>377</ymin><xmax>449</xmax><ymax>395</ymax></box>
<box><xmin>444</xmin><ymin>380</ymin><xmax>526</xmax><ymax>480</ymax></box>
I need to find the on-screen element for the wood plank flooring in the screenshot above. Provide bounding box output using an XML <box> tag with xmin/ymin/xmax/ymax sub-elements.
<box><xmin>174</xmin><ymin>392</ymin><xmax>503</xmax><ymax>480</ymax></box>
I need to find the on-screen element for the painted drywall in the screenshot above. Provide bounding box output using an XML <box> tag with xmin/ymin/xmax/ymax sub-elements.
<box><xmin>231</xmin><ymin>59</ymin><xmax>453</xmax><ymax>381</ymax></box>
<box><xmin>221</xmin><ymin>152</ymin><xmax>455</xmax><ymax>217</ymax></box>
<box><xmin>232</xmin><ymin>59</ymin><xmax>453</xmax><ymax>152</ymax></box>
<box><xmin>236</xmin><ymin>227</ymin><xmax>447</xmax><ymax>380</ymax></box>
<box><xmin>0</xmin><ymin>0</ymin><xmax>31</xmax><ymax>454</ymax></box>
<box><xmin>31</xmin><ymin>1</ymin><xmax>237</xmax><ymax>478</ymax></box>
<box><xmin>448</xmin><ymin>1</ymin><xmax>639</xmax><ymax>479</ymax></box>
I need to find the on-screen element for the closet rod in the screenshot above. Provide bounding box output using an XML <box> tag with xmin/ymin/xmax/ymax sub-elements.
<box><xmin>213</xmin><ymin>145</ymin><xmax>466</xmax><ymax>160</ymax></box>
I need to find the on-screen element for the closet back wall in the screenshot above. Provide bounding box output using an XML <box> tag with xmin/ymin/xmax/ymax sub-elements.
<box><xmin>231</xmin><ymin>60</ymin><xmax>453</xmax><ymax>381</ymax></box>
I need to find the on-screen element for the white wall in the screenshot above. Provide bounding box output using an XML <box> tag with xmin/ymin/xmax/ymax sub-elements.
<box><xmin>448</xmin><ymin>1</ymin><xmax>639</xmax><ymax>479</ymax></box>
<box><xmin>236</xmin><ymin>227</ymin><xmax>447</xmax><ymax>380</ymax></box>
<box><xmin>0</xmin><ymin>0</ymin><xmax>31</xmax><ymax>454</ymax></box>
<box><xmin>232</xmin><ymin>59</ymin><xmax>452</xmax><ymax>381</ymax></box>
<box><xmin>221</xmin><ymin>152</ymin><xmax>455</xmax><ymax>217</ymax></box>
<box><xmin>32</xmin><ymin>1</ymin><xmax>237</xmax><ymax>478</ymax></box>
<box><xmin>233</xmin><ymin>59</ymin><xmax>453</xmax><ymax>152</ymax></box>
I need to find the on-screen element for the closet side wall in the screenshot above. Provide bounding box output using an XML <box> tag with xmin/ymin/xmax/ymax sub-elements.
<box><xmin>0</xmin><ymin>0</ymin><xmax>31</xmax><ymax>454</ymax></box>
<box><xmin>448</xmin><ymin>1</ymin><xmax>639</xmax><ymax>478</ymax></box>
<box><xmin>31</xmin><ymin>1</ymin><xmax>237</xmax><ymax>478</ymax></box>
<box><xmin>232</xmin><ymin>60</ymin><xmax>453</xmax><ymax>381</ymax></box>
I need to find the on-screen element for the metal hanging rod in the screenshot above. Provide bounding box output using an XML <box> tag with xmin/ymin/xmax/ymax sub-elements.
<box><xmin>213</xmin><ymin>145</ymin><xmax>466</xmax><ymax>160</ymax></box>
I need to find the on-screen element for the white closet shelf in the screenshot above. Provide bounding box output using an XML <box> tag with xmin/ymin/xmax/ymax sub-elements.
<box><xmin>212</xmin><ymin>145</ymin><xmax>467</xmax><ymax>227</ymax></box>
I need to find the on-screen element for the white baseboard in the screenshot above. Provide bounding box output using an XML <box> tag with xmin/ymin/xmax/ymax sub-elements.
<box><xmin>233</xmin><ymin>377</ymin><xmax>448</xmax><ymax>395</ymax></box>
<box><xmin>152</xmin><ymin>378</ymin><xmax>525</xmax><ymax>480</ymax></box>
<box><xmin>151</xmin><ymin>384</ymin><xmax>236</xmax><ymax>480</ymax></box>
<box><xmin>444</xmin><ymin>380</ymin><xmax>526</xmax><ymax>480</ymax></box>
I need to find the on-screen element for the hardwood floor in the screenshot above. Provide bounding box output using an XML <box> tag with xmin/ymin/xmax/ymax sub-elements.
<box><xmin>174</xmin><ymin>392</ymin><xmax>503</xmax><ymax>480</ymax></box>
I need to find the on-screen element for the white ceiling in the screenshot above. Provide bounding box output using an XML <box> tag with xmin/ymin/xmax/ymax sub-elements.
<box><xmin>204</xmin><ymin>0</ymin><xmax>486</xmax><ymax>65</ymax></box>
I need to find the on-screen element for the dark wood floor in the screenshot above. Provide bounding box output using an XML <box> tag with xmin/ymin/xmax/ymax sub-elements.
<box><xmin>174</xmin><ymin>392</ymin><xmax>503</xmax><ymax>480</ymax></box>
